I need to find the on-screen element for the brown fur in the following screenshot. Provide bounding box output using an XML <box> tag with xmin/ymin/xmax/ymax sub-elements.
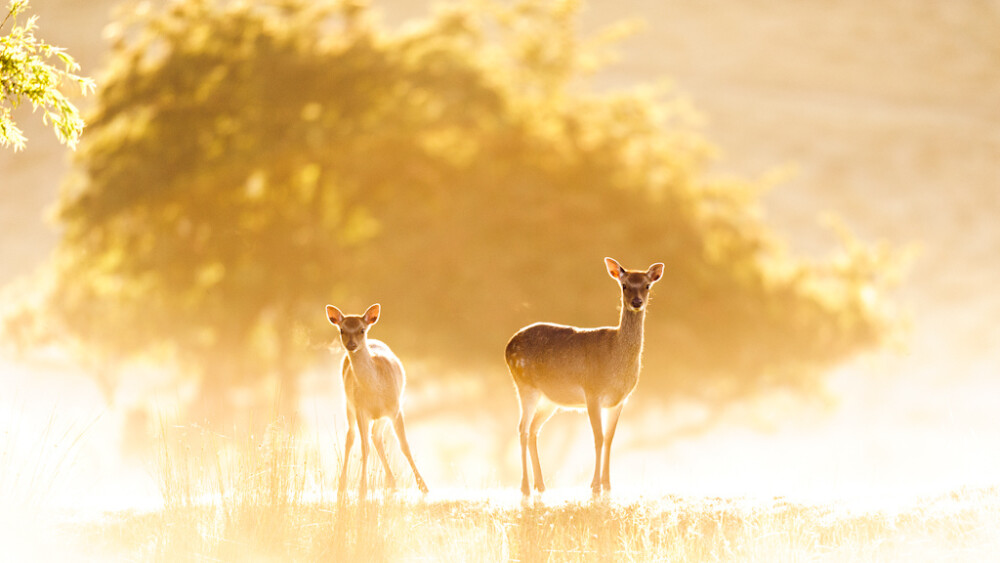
<box><xmin>327</xmin><ymin>304</ymin><xmax>429</xmax><ymax>497</ymax></box>
<box><xmin>505</xmin><ymin>258</ymin><xmax>663</xmax><ymax>495</ymax></box>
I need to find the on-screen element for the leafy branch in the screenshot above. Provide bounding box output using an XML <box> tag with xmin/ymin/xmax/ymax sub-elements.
<box><xmin>0</xmin><ymin>0</ymin><xmax>95</xmax><ymax>151</ymax></box>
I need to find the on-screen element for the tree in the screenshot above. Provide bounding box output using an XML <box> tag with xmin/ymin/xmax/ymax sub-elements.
<box><xmin>0</xmin><ymin>0</ymin><xmax>94</xmax><ymax>150</ymax></box>
<box><xmin>14</xmin><ymin>0</ymin><xmax>898</xmax><ymax>427</ymax></box>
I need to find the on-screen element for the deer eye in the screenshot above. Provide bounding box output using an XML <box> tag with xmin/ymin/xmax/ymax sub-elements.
<box><xmin>622</xmin><ymin>283</ymin><xmax>627</xmax><ymax>290</ymax></box>
<box><xmin>645</xmin><ymin>284</ymin><xmax>650</xmax><ymax>290</ymax></box>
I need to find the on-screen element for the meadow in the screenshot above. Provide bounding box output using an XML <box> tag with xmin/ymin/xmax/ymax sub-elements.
<box><xmin>81</xmin><ymin>490</ymin><xmax>1000</xmax><ymax>562</ymax></box>
<box><xmin>43</xmin><ymin>423</ymin><xmax>998</xmax><ymax>562</ymax></box>
<box><xmin>2</xmin><ymin>2</ymin><xmax>998</xmax><ymax>561</ymax></box>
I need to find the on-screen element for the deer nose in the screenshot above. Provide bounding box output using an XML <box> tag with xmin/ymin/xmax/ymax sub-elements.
<box><xmin>345</xmin><ymin>342</ymin><xmax>358</xmax><ymax>352</ymax></box>
<box><xmin>630</xmin><ymin>298</ymin><xmax>643</xmax><ymax>309</ymax></box>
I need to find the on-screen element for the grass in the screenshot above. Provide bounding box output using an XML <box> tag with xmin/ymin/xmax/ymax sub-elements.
<box><xmin>83</xmin><ymin>487</ymin><xmax>1000</xmax><ymax>562</ymax></box>
<box><xmin>61</xmin><ymin>421</ymin><xmax>1000</xmax><ymax>562</ymax></box>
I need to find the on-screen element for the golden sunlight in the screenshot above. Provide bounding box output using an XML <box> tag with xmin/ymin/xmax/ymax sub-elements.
<box><xmin>1</xmin><ymin>0</ymin><xmax>998</xmax><ymax>560</ymax></box>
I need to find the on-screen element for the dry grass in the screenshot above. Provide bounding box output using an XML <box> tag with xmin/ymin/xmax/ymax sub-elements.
<box><xmin>67</xmin><ymin>422</ymin><xmax>1000</xmax><ymax>562</ymax></box>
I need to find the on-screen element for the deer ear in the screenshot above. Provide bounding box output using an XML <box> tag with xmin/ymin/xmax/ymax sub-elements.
<box><xmin>363</xmin><ymin>303</ymin><xmax>380</xmax><ymax>325</ymax></box>
<box><xmin>647</xmin><ymin>263</ymin><xmax>664</xmax><ymax>282</ymax></box>
<box><xmin>326</xmin><ymin>305</ymin><xmax>344</xmax><ymax>326</ymax></box>
<box><xmin>605</xmin><ymin>257</ymin><xmax>625</xmax><ymax>280</ymax></box>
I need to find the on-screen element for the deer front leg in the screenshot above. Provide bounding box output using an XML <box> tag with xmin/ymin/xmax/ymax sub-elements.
<box><xmin>355</xmin><ymin>411</ymin><xmax>372</xmax><ymax>499</ymax></box>
<box><xmin>585</xmin><ymin>395</ymin><xmax>604</xmax><ymax>496</ymax></box>
<box><xmin>338</xmin><ymin>405</ymin><xmax>357</xmax><ymax>497</ymax></box>
<box><xmin>600</xmin><ymin>402</ymin><xmax>624</xmax><ymax>492</ymax></box>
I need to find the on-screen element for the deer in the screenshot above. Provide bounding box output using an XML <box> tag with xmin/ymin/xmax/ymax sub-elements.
<box><xmin>505</xmin><ymin>257</ymin><xmax>664</xmax><ymax>496</ymax></box>
<box><xmin>326</xmin><ymin>303</ymin><xmax>429</xmax><ymax>498</ymax></box>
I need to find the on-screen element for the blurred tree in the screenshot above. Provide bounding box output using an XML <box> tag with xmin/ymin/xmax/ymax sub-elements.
<box><xmin>13</xmin><ymin>0</ymin><xmax>898</xmax><ymax>425</ymax></box>
<box><xmin>0</xmin><ymin>0</ymin><xmax>94</xmax><ymax>150</ymax></box>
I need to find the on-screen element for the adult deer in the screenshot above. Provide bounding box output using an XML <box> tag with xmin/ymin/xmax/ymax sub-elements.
<box><xmin>326</xmin><ymin>303</ymin><xmax>429</xmax><ymax>498</ymax></box>
<box><xmin>505</xmin><ymin>258</ymin><xmax>664</xmax><ymax>496</ymax></box>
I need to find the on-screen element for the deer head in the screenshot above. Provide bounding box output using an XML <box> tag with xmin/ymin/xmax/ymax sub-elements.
<box><xmin>326</xmin><ymin>303</ymin><xmax>380</xmax><ymax>353</ymax></box>
<box><xmin>605</xmin><ymin>258</ymin><xmax>664</xmax><ymax>312</ymax></box>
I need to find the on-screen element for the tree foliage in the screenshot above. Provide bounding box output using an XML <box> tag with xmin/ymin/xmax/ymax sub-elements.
<box><xmin>20</xmin><ymin>0</ymin><xmax>897</xmax><ymax>419</ymax></box>
<box><xmin>0</xmin><ymin>0</ymin><xmax>94</xmax><ymax>150</ymax></box>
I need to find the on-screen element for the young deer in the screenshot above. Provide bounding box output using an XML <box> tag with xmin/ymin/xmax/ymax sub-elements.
<box><xmin>505</xmin><ymin>258</ymin><xmax>664</xmax><ymax>496</ymax></box>
<box><xmin>326</xmin><ymin>303</ymin><xmax>429</xmax><ymax>498</ymax></box>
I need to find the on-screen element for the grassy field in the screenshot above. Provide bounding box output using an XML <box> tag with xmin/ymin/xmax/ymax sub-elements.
<box><xmin>76</xmin><ymin>487</ymin><xmax>1000</xmax><ymax>562</ymax></box>
<box><xmin>44</xmin><ymin>424</ymin><xmax>998</xmax><ymax>562</ymax></box>
<box><xmin>2</xmin><ymin>3</ymin><xmax>998</xmax><ymax>561</ymax></box>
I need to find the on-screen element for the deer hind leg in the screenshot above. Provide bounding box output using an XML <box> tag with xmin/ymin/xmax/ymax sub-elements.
<box><xmin>528</xmin><ymin>400</ymin><xmax>558</xmax><ymax>493</ymax></box>
<box><xmin>392</xmin><ymin>411</ymin><xmax>429</xmax><ymax>493</ymax></box>
<box><xmin>600</xmin><ymin>402</ymin><xmax>625</xmax><ymax>492</ymax></box>
<box><xmin>516</xmin><ymin>386</ymin><xmax>541</xmax><ymax>496</ymax></box>
<box><xmin>585</xmin><ymin>394</ymin><xmax>604</xmax><ymax>496</ymax></box>
<box><xmin>372</xmin><ymin>419</ymin><xmax>396</xmax><ymax>490</ymax></box>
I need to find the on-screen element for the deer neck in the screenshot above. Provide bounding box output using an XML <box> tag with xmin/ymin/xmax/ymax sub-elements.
<box><xmin>615</xmin><ymin>304</ymin><xmax>646</xmax><ymax>361</ymax></box>
<box><xmin>347</xmin><ymin>343</ymin><xmax>377</xmax><ymax>378</ymax></box>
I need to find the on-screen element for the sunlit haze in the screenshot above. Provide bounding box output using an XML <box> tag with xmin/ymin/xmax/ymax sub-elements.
<box><xmin>1</xmin><ymin>0</ymin><xmax>998</xmax><ymax>560</ymax></box>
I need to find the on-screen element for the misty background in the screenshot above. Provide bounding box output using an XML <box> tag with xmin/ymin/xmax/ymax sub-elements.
<box><xmin>1</xmin><ymin>0</ymin><xmax>998</xmax><ymax>509</ymax></box>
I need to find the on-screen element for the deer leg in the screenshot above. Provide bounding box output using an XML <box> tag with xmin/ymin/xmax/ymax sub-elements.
<box><xmin>600</xmin><ymin>402</ymin><xmax>625</xmax><ymax>492</ymax></box>
<box><xmin>585</xmin><ymin>395</ymin><xmax>604</xmax><ymax>496</ymax></box>
<box><xmin>338</xmin><ymin>405</ymin><xmax>357</xmax><ymax>497</ymax></box>
<box><xmin>528</xmin><ymin>402</ymin><xmax>558</xmax><ymax>492</ymax></box>
<box><xmin>355</xmin><ymin>410</ymin><xmax>372</xmax><ymax>499</ymax></box>
<box><xmin>372</xmin><ymin>419</ymin><xmax>396</xmax><ymax>490</ymax></box>
<box><xmin>517</xmin><ymin>387</ymin><xmax>540</xmax><ymax>496</ymax></box>
<box><xmin>392</xmin><ymin>411</ymin><xmax>429</xmax><ymax>494</ymax></box>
